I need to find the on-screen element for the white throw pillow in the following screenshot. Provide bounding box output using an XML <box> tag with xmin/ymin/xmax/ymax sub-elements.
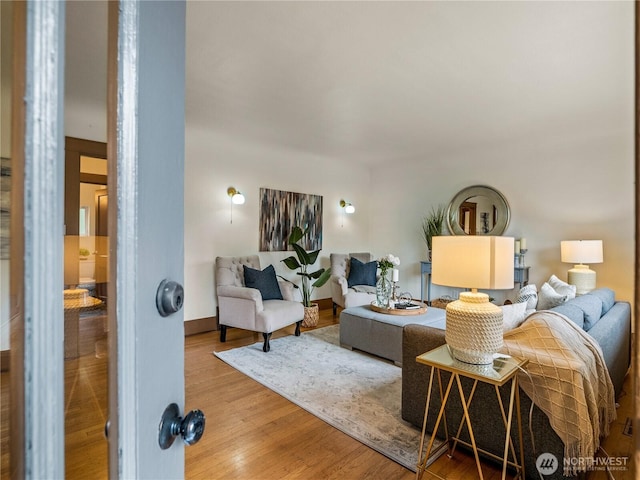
<box><xmin>501</xmin><ymin>302</ymin><xmax>528</xmax><ymax>332</ymax></box>
<box><xmin>516</xmin><ymin>284</ymin><xmax>538</xmax><ymax>310</ymax></box>
<box><xmin>537</xmin><ymin>282</ymin><xmax>568</xmax><ymax>310</ymax></box>
<box><xmin>548</xmin><ymin>274</ymin><xmax>577</xmax><ymax>300</ymax></box>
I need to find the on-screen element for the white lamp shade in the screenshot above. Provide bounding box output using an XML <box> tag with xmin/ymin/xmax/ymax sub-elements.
<box><xmin>561</xmin><ymin>240</ymin><xmax>603</xmax><ymax>264</ymax></box>
<box><xmin>431</xmin><ymin>235</ymin><xmax>514</xmax><ymax>365</ymax></box>
<box><xmin>432</xmin><ymin>236</ymin><xmax>514</xmax><ymax>290</ymax></box>
<box><xmin>344</xmin><ymin>204</ymin><xmax>355</xmax><ymax>214</ymax></box>
<box><xmin>231</xmin><ymin>192</ymin><xmax>245</xmax><ymax>205</ymax></box>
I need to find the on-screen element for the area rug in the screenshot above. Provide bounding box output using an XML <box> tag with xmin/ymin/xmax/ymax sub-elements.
<box><xmin>213</xmin><ymin>324</ymin><xmax>444</xmax><ymax>472</ymax></box>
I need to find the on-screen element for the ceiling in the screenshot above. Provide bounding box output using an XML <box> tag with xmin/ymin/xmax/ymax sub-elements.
<box><xmin>65</xmin><ymin>1</ymin><xmax>632</xmax><ymax>167</ymax></box>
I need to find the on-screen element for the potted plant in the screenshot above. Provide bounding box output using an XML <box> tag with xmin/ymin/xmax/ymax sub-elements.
<box><xmin>281</xmin><ymin>225</ymin><xmax>332</xmax><ymax>327</ymax></box>
<box><xmin>79</xmin><ymin>247</ymin><xmax>91</xmax><ymax>260</ymax></box>
<box><xmin>421</xmin><ymin>204</ymin><xmax>446</xmax><ymax>261</ymax></box>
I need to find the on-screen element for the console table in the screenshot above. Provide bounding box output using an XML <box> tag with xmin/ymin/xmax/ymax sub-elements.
<box><xmin>420</xmin><ymin>261</ymin><xmax>432</xmax><ymax>305</ymax></box>
<box><xmin>421</xmin><ymin>261</ymin><xmax>531</xmax><ymax>302</ymax></box>
<box><xmin>514</xmin><ymin>266</ymin><xmax>530</xmax><ymax>290</ymax></box>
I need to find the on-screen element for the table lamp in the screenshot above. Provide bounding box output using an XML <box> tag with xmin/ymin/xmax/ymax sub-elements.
<box><xmin>560</xmin><ymin>240</ymin><xmax>603</xmax><ymax>295</ymax></box>
<box><xmin>432</xmin><ymin>236</ymin><xmax>514</xmax><ymax>365</ymax></box>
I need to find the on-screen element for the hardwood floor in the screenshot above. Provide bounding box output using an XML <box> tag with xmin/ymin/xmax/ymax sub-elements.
<box><xmin>0</xmin><ymin>307</ymin><xmax>634</xmax><ymax>479</ymax></box>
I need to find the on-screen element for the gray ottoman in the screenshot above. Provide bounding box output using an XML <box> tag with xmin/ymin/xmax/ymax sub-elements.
<box><xmin>339</xmin><ymin>305</ymin><xmax>446</xmax><ymax>366</ymax></box>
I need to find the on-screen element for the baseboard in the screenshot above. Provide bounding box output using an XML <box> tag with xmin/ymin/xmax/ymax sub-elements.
<box><xmin>0</xmin><ymin>303</ymin><xmax>334</xmax><ymax>355</ymax></box>
<box><xmin>184</xmin><ymin>316</ymin><xmax>217</xmax><ymax>336</ymax></box>
<box><xmin>315</xmin><ymin>297</ymin><xmax>333</xmax><ymax>311</ymax></box>
<box><xmin>1</xmin><ymin>349</ymin><xmax>9</xmax><ymax>372</ymax></box>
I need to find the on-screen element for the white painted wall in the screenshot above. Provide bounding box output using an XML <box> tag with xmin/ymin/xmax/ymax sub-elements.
<box><xmin>370</xmin><ymin>124</ymin><xmax>635</xmax><ymax>307</ymax></box>
<box><xmin>0</xmin><ymin>1</ymin><xmax>632</xmax><ymax>358</ymax></box>
<box><xmin>182</xmin><ymin>0</ymin><xmax>635</xmax><ymax>320</ymax></box>
<box><xmin>183</xmin><ymin>126</ymin><xmax>372</xmax><ymax>320</ymax></box>
<box><xmin>55</xmin><ymin>1</ymin><xmax>640</xmax><ymax>329</ymax></box>
<box><xmin>185</xmin><ymin>69</ymin><xmax>635</xmax><ymax>318</ymax></box>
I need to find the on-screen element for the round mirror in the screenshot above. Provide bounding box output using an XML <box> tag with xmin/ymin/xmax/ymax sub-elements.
<box><xmin>446</xmin><ymin>185</ymin><xmax>510</xmax><ymax>236</ymax></box>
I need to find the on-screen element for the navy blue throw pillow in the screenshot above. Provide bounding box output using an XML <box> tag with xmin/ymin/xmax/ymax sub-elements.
<box><xmin>243</xmin><ymin>264</ymin><xmax>283</xmax><ymax>300</ymax></box>
<box><xmin>347</xmin><ymin>257</ymin><xmax>377</xmax><ymax>287</ymax></box>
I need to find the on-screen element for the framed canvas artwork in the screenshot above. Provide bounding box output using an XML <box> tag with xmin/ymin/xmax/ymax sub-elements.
<box><xmin>259</xmin><ymin>188</ymin><xmax>322</xmax><ymax>252</ymax></box>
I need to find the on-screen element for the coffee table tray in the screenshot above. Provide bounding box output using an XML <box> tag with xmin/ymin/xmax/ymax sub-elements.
<box><xmin>369</xmin><ymin>301</ymin><xmax>428</xmax><ymax>315</ymax></box>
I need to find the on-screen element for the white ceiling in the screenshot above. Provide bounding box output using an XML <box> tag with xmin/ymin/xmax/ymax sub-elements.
<box><xmin>65</xmin><ymin>1</ymin><xmax>633</xmax><ymax>167</ymax></box>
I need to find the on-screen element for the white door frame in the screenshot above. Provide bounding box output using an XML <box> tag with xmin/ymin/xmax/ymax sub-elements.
<box><xmin>107</xmin><ymin>1</ymin><xmax>186</xmax><ymax>478</ymax></box>
<box><xmin>11</xmin><ymin>1</ymin><xmax>66</xmax><ymax>478</ymax></box>
<box><xmin>12</xmin><ymin>1</ymin><xmax>187</xmax><ymax>478</ymax></box>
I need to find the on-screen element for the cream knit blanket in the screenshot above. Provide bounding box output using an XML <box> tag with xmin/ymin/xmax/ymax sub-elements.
<box><xmin>502</xmin><ymin>310</ymin><xmax>616</xmax><ymax>476</ymax></box>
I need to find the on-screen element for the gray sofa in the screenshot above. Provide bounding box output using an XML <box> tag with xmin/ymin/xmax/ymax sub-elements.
<box><xmin>401</xmin><ymin>288</ymin><xmax>631</xmax><ymax>480</ymax></box>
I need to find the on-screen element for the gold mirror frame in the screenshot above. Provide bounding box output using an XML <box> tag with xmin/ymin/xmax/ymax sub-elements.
<box><xmin>446</xmin><ymin>185</ymin><xmax>510</xmax><ymax>236</ymax></box>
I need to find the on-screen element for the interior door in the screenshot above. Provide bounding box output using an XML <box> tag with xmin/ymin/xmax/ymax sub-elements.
<box><xmin>459</xmin><ymin>201</ymin><xmax>477</xmax><ymax>235</ymax></box>
<box><xmin>9</xmin><ymin>1</ymin><xmax>189</xmax><ymax>478</ymax></box>
<box><xmin>107</xmin><ymin>1</ymin><xmax>189</xmax><ymax>478</ymax></box>
<box><xmin>94</xmin><ymin>188</ymin><xmax>108</xmax><ymax>302</ymax></box>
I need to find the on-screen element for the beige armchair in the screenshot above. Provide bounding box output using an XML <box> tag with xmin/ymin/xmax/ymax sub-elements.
<box><xmin>215</xmin><ymin>255</ymin><xmax>304</xmax><ymax>352</ymax></box>
<box><xmin>329</xmin><ymin>252</ymin><xmax>377</xmax><ymax>315</ymax></box>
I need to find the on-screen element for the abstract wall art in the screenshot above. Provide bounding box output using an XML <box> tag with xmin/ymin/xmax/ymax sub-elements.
<box><xmin>259</xmin><ymin>188</ymin><xmax>323</xmax><ymax>252</ymax></box>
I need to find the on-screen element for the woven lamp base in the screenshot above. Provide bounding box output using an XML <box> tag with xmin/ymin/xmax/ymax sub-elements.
<box><xmin>567</xmin><ymin>265</ymin><xmax>596</xmax><ymax>295</ymax></box>
<box><xmin>445</xmin><ymin>291</ymin><xmax>503</xmax><ymax>365</ymax></box>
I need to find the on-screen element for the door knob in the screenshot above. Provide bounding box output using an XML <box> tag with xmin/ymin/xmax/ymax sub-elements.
<box><xmin>158</xmin><ymin>403</ymin><xmax>205</xmax><ymax>450</ymax></box>
<box><xmin>156</xmin><ymin>279</ymin><xmax>184</xmax><ymax>317</ymax></box>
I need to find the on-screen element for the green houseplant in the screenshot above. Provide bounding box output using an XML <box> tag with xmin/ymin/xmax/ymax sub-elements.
<box><xmin>281</xmin><ymin>225</ymin><xmax>332</xmax><ymax>327</ymax></box>
<box><xmin>421</xmin><ymin>204</ymin><xmax>447</xmax><ymax>260</ymax></box>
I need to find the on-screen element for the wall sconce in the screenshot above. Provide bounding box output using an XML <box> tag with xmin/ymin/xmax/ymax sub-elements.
<box><xmin>339</xmin><ymin>199</ymin><xmax>355</xmax><ymax>227</ymax></box>
<box><xmin>227</xmin><ymin>187</ymin><xmax>245</xmax><ymax>224</ymax></box>
<box><xmin>340</xmin><ymin>199</ymin><xmax>355</xmax><ymax>214</ymax></box>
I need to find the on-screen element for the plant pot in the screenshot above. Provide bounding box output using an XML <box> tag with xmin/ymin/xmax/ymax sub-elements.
<box><xmin>302</xmin><ymin>303</ymin><xmax>319</xmax><ymax>328</ymax></box>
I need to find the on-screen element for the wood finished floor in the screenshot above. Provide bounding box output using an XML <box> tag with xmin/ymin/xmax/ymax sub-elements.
<box><xmin>0</xmin><ymin>307</ymin><xmax>634</xmax><ymax>479</ymax></box>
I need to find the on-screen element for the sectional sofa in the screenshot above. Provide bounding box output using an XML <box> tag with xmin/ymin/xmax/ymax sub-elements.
<box><xmin>401</xmin><ymin>288</ymin><xmax>631</xmax><ymax>480</ymax></box>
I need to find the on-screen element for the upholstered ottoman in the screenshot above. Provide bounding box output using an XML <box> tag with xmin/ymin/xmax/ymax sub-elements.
<box><xmin>339</xmin><ymin>305</ymin><xmax>446</xmax><ymax>366</ymax></box>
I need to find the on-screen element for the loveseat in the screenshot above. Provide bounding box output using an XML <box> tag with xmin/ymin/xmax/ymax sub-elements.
<box><xmin>401</xmin><ymin>288</ymin><xmax>631</xmax><ymax>480</ymax></box>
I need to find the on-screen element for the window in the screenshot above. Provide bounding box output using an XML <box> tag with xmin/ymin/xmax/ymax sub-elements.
<box><xmin>79</xmin><ymin>206</ymin><xmax>90</xmax><ymax>237</ymax></box>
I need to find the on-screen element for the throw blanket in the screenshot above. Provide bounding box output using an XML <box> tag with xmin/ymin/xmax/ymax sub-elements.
<box><xmin>352</xmin><ymin>285</ymin><xmax>376</xmax><ymax>294</ymax></box>
<box><xmin>502</xmin><ymin>310</ymin><xmax>616</xmax><ymax>476</ymax></box>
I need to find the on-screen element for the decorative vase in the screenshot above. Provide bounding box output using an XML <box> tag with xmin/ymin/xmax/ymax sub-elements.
<box><xmin>376</xmin><ymin>270</ymin><xmax>392</xmax><ymax>308</ymax></box>
<box><xmin>302</xmin><ymin>303</ymin><xmax>319</xmax><ymax>328</ymax></box>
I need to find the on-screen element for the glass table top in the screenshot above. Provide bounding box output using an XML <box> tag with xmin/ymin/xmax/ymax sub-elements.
<box><xmin>416</xmin><ymin>344</ymin><xmax>527</xmax><ymax>386</ymax></box>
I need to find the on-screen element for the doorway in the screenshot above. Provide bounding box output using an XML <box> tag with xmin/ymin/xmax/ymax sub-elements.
<box><xmin>4</xmin><ymin>2</ymin><xmax>188</xmax><ymax>477</ymax></box>
<box><xmin>63</xmin><ymin>137</ymin><xmax>109</xmax><ymax>476</ymax></box>
<box><xmin>458</xmin><ymin>201</ymin><xmax>477</xmax><ymax>235</ymax></box>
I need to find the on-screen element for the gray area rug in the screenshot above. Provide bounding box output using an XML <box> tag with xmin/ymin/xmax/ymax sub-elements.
<box><xmin>214</xmin><ymin>324</ymin><xmax>444</xmax><ymax>472</ymax></box>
